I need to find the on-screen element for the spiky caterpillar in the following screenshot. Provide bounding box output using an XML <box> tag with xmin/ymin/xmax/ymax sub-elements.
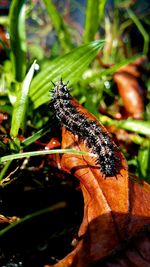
<box><xmin>50</xmin><ymin>79</ymin><xmax>121</xmax><ymax>178</ymax></box>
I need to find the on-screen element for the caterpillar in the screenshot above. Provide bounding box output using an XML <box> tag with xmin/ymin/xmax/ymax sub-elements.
<box><xmin>50</xmin><ymin>79</ymin><xmax>122</xmax><ymax>178</ymax></box>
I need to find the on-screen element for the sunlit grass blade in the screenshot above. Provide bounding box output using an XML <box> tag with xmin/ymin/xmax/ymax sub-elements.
<box><xmin>29</xmin><ymin>40</ymin><xmax>105</xmax><ymax>109</ymax></box>
<box><xmin>42</xmin><ymin>0</ymin><xmax>73</xmax><ymax>52</ymax></box>
<box><xmin>9</xmin><ymin>0</ymin><xmax>27</xmax><ymax>82</ymax></box>
<box><xmin>0</xmin><ymin>149</ymin><xmax>93</xmax><ymax>163</ymax></box>
<box><xmin>10</xmin><ymin>61</ymin><xmax>36</xmax><ymax>137</ymax></box>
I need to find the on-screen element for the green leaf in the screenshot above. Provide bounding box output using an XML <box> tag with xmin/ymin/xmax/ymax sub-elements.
<box><xmin>29</xmin><ymin>40</ymin><xmax>105</xmax><ymax>109</ymax></box>
<box><xmin>83</xmin><ymin>0</ymin><xmax>106</xmax><ymax>43</ymax></box>
<box><xmin>10</xmin><ymin>61</ymin><xmax>36</xmax><ymax>137</ymax></box>
<box><xmin>9</xmin><ymin>0</ymin><xmax>27</xmax><ymax>82</ymax></box>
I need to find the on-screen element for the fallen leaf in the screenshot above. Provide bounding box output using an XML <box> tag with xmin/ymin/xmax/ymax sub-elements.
<box><xmin>45</xmin><ymin>90</ymin><xmax>150</xmax><ymax>267</ymax></box>
<box><xmin>116</xmin><ymin>56</ymin><xmax>147</xmax><ymax>78</ymax></box>
<box><xmin>114</xmin><ymin>72</ymin><xmax>144</xmax><ymax>119</ymax></box>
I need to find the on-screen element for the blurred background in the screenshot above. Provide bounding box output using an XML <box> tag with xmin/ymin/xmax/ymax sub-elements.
<box><xmin>1</xmin><ymin>0</ymin><xmax>150</xmax><ymax>60</ymax></box>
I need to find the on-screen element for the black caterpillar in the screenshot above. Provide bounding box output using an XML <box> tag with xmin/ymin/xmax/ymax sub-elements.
<box><xmin>50</xmin><ymin>79</ymin><xmax>121</xmax><ymax>178</ymax></box>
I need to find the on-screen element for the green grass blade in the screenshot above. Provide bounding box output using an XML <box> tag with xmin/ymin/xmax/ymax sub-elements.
<box><xmin>84</xmin><ymin>54</ymin><xmax>143</xmax><ymax>83</ymax></box>
<box><xmin>42</xmin><ymin>0</ymin><xmax>73</xmax><ymax>52</ymax></box>
<box><xmin>0</xmin><ymin>161</ymin><xmax>12</xmax><ymax>181</ymax></box>
<box><xmin>0</xmin><ymin>202</ymin><xmax>66</xmax><ymax>237</ymax></box>
<box><xmin>0</xmin><ymin>149</ymin><xmax>91</xmax><ymax>163</ymax></box>
<box><xmin>127</xmin><ymin>9</ymin><xmax>149</xmax><ymax>55</ymax></box>
<box><xmin>9</xmin><ymin>0</ymin><xmax>27</xmax><ymax>82</ymax></box>
<box><xmin>117</xmin><ymin>120</ymin><xmax>150</xmax><ymax>136</ymax></box>
<box><xmin>10</xmin><ymin>61</ymin><xmax>36</xmax><ymax>137</ymax></box>
<box><xmin>138</xmin><ymin>141</ymin><xmax>150</xmax><ymax>180</ymax></box>
<box><xmin>99</xmin><ymin>0</ymin><xmax>107</xmax><ymax>26</ymax></box>
<box><xmin>21</xmin><ymin>122</ymin><xmax>55</xmax><ymax>148</ymax></box>
<box><xmin>83</xmin><ymin>0</ymin><xmax>106</xmax><ymax>43</ymax></box>
<box><xmin>102</xmin><ymin>117</ymin><xmax>150</xmax><ymax>136</ymax></box>
<box><xmin>30</xmin><ymin>40</ymin><xmax>105</xmax><ymax>108</ymax></box>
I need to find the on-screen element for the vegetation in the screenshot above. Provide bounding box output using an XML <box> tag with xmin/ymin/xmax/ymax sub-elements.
<box><xmin>0</xmin><ymin>0</ymin><xmax>150</xmax><ymax>266</ymax></box>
